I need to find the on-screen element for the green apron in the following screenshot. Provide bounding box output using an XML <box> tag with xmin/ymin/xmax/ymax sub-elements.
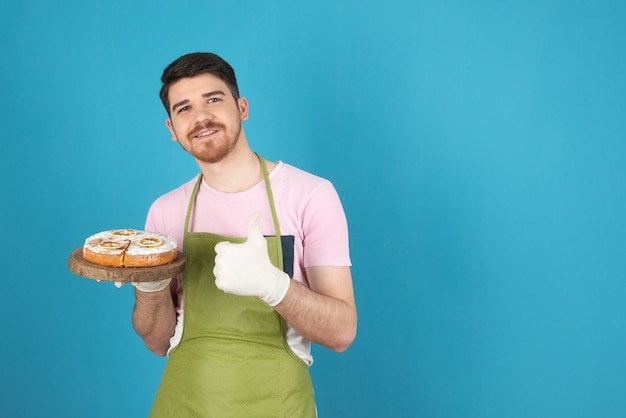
<box><xmin>149</xmin><ymin>157</ymin><xmax>316</xmax><ymax>417</ymax></box>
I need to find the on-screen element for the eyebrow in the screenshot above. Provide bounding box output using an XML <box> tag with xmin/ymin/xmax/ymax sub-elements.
<box><xmin>171</xmin><ymin>90</ymin><xmax>227</xmax><ymax>113</ymax></box>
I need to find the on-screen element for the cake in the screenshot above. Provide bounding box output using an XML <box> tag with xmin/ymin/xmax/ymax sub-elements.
<box><xmin>83</xmin><ymin>229</ymin><xmax>179</xmax><ymax>267</ymax></box>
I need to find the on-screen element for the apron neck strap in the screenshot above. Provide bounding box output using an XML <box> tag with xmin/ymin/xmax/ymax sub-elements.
<box><xmin>183</xmin><ymin>173</ymin><xmax>203</xmax><ymax>236</ymax></box>
<box><xmin>259</xmin><ymin>154</ymin><xmax>282</xmax><ymax>239</ymax></box>
<box><xmin>258</xmin><ymin>154</ymin><xmax>283</xmax><ymax>268</ymax></box>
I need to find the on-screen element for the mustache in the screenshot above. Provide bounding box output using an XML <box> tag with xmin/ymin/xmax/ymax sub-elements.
<box><xmin>188</xmin><ymin>121</ymin><xmax>225</xmax><ymax>138</ymax></box>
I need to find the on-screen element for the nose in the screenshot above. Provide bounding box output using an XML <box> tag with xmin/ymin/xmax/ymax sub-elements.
<box><xmin>193</xmin><ymin>104</ymin><xmax>214</xmax><ymax>123</ymax></box>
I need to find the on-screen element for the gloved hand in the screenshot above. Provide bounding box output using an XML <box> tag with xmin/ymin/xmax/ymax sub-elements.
<box><xmin>214</xmin><ymin>212</ymin><xmax>290</xmax><ymax>306</ymax></box>
<box><xmin>111</xmin><ymin>278</ymin><xmax>171</xmax><ymax>292</ymax></box>
<box><xmin>132</xmin><ymin>279</ymin><xmax>171</xmax><ymax>292</ymax></box>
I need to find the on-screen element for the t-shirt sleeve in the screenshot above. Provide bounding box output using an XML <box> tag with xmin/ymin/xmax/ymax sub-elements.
<box><xmin>144</xmin><ymin>201</ymin><xmax>160</xmax><ymax>233</ymax></box>
<box><xmin>143</xmin><ymin>185</ymin><xmax>188</xmax><ymax>246</ymax></box>
<box><xmin>301</xmin><ymin>180</ymin><xmax>351</xmax><ymax>268</ymax></box>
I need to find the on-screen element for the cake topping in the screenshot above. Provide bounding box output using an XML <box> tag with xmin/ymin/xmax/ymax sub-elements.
<box><xmin>138</xmin><ymin>237</ymin><xmax>163</xmax><ymax>248</ymax></box>
<box><xmin>97</xmin><ymin>240</ymin><xmax>126</xmax><ymax>250</ymax></box>
<box><xmin>111</xmin><ymin>229</ymin><xmax>137</xmax><ymax>237</ymax></box>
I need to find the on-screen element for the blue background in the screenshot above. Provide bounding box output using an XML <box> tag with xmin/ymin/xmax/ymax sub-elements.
<box><xmin>2</xmin><ymin>1</ymin><xmax>625</xmax><ymax>417</ymax></box>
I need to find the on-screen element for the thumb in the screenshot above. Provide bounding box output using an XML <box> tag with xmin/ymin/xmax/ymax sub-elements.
<box><xmin>246</xmin><ymin>211</ymin><xmax>265</xmax><ymax>246</ymax></box>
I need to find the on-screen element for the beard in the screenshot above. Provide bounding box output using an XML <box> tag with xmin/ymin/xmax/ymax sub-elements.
<box><xmin>179</xmin><ymin>121</ymin><xmax>242</xmax><ymax>164</ymax></box>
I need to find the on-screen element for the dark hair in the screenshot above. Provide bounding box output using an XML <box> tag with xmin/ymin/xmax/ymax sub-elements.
<box><xmin>159</xmin><ymin>52</ymin><xmax>240</xmax><ymax>115</ymax></box>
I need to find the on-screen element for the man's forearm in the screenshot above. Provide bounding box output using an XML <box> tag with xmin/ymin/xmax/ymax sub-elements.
<box><xmin>274</xmin><ymin>280</ymin><xmax>357</xmax><ymax>352</ymax></box>
<box><xmin>132</xmin><ymin>287</ymin><xmax>177</xmax><ymax>356</ymax></box>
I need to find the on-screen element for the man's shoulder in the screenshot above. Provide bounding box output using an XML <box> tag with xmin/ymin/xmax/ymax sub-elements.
<box><xmin>151</xmin><ymin>175</ymin><xmax>199</xmax><ymax>207</ymax></box>
<box><xmin>273</xmin><ymin>162</ymin><xmax>331</xmax><ymax>187</ymax></box>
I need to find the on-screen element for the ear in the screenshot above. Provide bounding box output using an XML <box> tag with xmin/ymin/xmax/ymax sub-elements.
<box><xmin>238</xmin><ymin>97</ymin><xmax>249</xmax><ymax>121</ymax></box>
<box><xmin>165</xmin><ymin>118</ymin><xmax>178</xmax><ymax>142</ymax></box>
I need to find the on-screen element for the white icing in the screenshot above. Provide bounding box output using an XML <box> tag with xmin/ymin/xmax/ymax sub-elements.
<box><xmin>126</xmin><ymin>230</ymin><xmax>178</xmax><ymax>256</ymax></box>
<box><xmin>84</xmin><ymin>231</ymin><xmax>126</xmax><ymax>255</ymax></box>
<box><xmin>84</xmin><ymin>230</ymin><xmax>178</xmax><ymax>255</ymax></box>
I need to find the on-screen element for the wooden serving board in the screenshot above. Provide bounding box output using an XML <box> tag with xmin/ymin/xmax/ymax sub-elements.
<box><xmin>68</xmin><ymin>248</ymin><xmax>186</xmax><ymax>283</ymax></box>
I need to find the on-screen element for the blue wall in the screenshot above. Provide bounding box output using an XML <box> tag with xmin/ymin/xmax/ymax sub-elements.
<box><xmin>2</xmin><ymin>1</ymin><xmax>625</xmax><ymax>417</ymax></box>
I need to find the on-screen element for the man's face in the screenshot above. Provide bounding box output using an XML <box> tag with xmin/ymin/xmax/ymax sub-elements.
<box><xmin>165</xmin><ymin>73</ymin><xmax>248</xmax><ymax>163</ymax></box>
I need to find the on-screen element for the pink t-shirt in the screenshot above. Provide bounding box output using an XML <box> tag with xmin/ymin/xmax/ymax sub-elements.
<box><xmin>144</xmin><ymin>161</ymin><xmax>351</xmax><ymax>364</ymax></box>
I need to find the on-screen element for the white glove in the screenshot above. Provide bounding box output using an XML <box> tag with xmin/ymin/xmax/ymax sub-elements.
<box><xmin>214</xmin><ymin>212</ymin><xmax>290</xmax><ymax>306</ymax></box>
<box><xmin>109</xmin><ymin>278</ymin><xmax>171</xmax><ymax>291</ymax></box>
<box><xmin>132</xmin><ymin>278</ymin><xmax>171</xmax><ymax>292</ymax></box>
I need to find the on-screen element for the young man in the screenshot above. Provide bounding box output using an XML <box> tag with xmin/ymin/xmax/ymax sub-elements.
<box><xmin>131</xmin><ymin>52</ymin><xmax>357</xmax><ymax>416</ymax></box>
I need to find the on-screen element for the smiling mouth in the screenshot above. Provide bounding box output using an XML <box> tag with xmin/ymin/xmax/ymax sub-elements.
<box><xmin>195</xmin><ymin>130</ymin><xmax>217</xmax><ymax>138</ymax></box>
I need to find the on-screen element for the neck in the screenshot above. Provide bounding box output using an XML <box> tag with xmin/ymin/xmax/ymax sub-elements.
<box><xmin>196</xmin><ymin>139</ymin><xmax>264</xmax><ymax>193</ymax></box>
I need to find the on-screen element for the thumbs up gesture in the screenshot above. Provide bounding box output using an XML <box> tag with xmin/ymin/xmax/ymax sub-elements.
<box><xmin>214</xmin><ymin>212</ymin><xmax>290</xmax><ymax>306</ymax></box>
